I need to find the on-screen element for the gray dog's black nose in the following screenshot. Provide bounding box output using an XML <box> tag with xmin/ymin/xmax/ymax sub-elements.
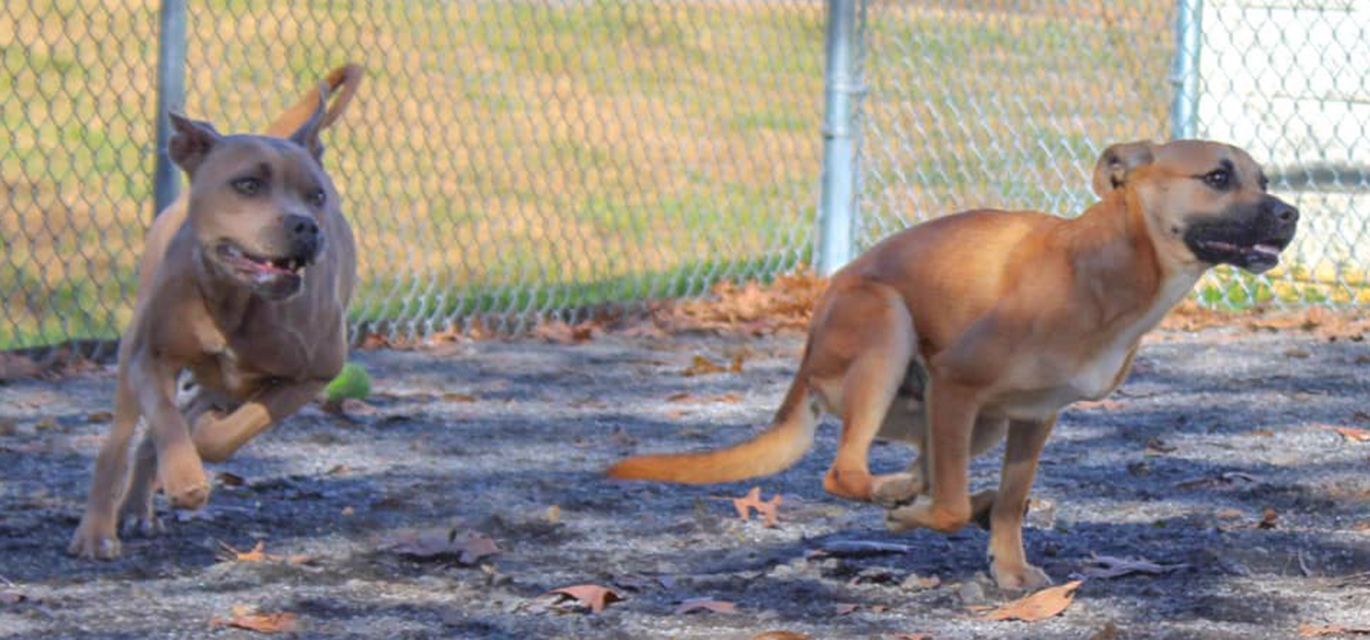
<box><xmin>285</xmin><ymin>214</ymin><xmax>319</xmax><ymax>239</ymax></box>
<box><xmin>283</xmin><ymin>213</ymin><xmax>321</xmax><ymax>260</ymax></box>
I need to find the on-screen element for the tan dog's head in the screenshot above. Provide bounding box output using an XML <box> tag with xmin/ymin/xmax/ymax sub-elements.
<box><xmin>1093</xmin><ymin>139</ymin><xmax>1299</xmax><ymax>274</ymax></box>
<box><xmin>169</xmin><ymin>87</ymin><xmax>334</xmax><ymax>300</ymax></box>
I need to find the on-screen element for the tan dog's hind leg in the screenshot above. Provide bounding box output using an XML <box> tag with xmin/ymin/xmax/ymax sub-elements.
<box><xmin>884</xmin><ymin>379</ymin><xmax>980</xmax><ymax>533</ymax></box>
<box><xmin>69</xmin><ymin>374</ymin><xmax>141</xmax><ymax>558</ymax></box>
<box><xmin>985</xmin><ymin>415</ymin><xmax>1056</xmax><ymax>590</ymax></box>
<box><xmin>192</xmin><ymin>380</ymin><xmax>326</xmax><ymax>463</ymax></box>
<box><xmin>815</xmin><ymin>283</ymin><xmax>915</xmax><ymax>502</ymax></box>
<box><xmin>873</xmin><ymin>414</ymin><xmax>1007</xmax><ymax>509</ymax></box>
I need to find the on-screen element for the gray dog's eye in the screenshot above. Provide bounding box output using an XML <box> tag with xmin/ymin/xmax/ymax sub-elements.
<box><xmin>1202</xmin><ymin>169</ymin><xmax>1231</xmax><ymax>190</ymax></box>
<box><xmin>307</xmin><ymin>188</ymin><xmax>326</xmax><ymax>207</ymax></box>
<box><xmin>231</xmin><ymin>177</ymin><xmax>264</xmax><ymax>196</ymax></box>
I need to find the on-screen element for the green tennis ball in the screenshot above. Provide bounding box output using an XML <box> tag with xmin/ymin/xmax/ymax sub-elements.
<box><xmin>324</xmin><ymin>362</ymin><xmax>372</xmax><ymax>403</ymax></box>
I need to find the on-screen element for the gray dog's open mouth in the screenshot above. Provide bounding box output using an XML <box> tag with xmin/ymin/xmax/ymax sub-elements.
<box><xmin>216</xmin><ymin>242</ymin><xmax>306</xmax><ymax>283</ymax></box>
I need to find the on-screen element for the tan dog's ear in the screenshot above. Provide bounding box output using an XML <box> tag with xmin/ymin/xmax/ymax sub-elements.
<box><xmin>168</xmin><ymin>113</ymin><xmax>222</xmax><ymax>177</ymax></box>
<box><xmin>288</xmin><ymin>82</ymin><xmax>329</xmax><ymax>161</ymax></box>
<box><xmin>1092</xmin><ymin>141</ymin><xmax>1156</xmax><ymax>197</ymax></box>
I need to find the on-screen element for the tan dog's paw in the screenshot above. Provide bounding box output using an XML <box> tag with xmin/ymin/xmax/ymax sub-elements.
<box><xmin>823</xmin><ymin>467</ymin><xmax>874</xmax><ymax>501</ymax></box>
<box><xmin>871</xmin><ymin>472</ymin><xmax>924</xmax><ymax>508</ymax></box>
<box><xmin>885</xmin><ymin>496</ymin><xmax>971</xmax><ymax>534</ymax></box>
<box><xmin>990</xmin><ymin>561</ymin><xmax>1052</xmax><ymax>591</ymax></box>
<box><xmin>69</xmin><ymin>519</ymin><xmax>122</xmax><ymax>559</ymax></box>
<box><xmin>158</xmin><ymin>448</ymin><xmax>211</xmax><ymax>510</ymax></box>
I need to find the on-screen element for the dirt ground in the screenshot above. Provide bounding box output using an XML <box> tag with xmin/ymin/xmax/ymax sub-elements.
<box><xmin>1</xmin><ymin>327</ymin><xmax>1368</xmax><ymax>639</ymax></box>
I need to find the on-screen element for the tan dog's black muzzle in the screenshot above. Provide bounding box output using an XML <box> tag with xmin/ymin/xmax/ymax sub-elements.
<box><xmin>1183</xmin><ymin>195</ymin><xmax>1299</xmax><ymax>274</ymax></box>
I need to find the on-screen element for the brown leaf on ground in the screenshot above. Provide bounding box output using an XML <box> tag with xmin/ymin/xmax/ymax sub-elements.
<box><xmin>531</xmin><ymin>320</ymin><xmax>599</xmax><ymax>344</ymax></box>
<box><xmin>892</xmin><ymin>634</ymin><xmax>933</xmax><ymax>640</ymax></box>
<box><xmin>674</xmin><ymin>598</ymin><xmax>738</xmax><ymax>615</ymax></box>
<box><xmin>667</xmin><ymin>391</ymin><xmax>742</xmax><ymax>405</ymax></box>
<box><xmin>751</xmin><ymin>632</ymin><xmax>810</xmax><ymax>640</ymax></box>
<box><xmin>0</xmin><ymin>591</ymin><xmax>26</xmax><ymax>605</ymax></box>
<box><xmin>442</xmin><ymin>392</ymin><xmax>479</xmax><ymax>403</ymax></box>
<box><xmin>729</xmin><ymin>352</ymin><xmax>748</xmax><ymax>373</ymax></box>
<box><xmin>209</xmin><ymin>605</ymin><xmax>298</xmax><ymax>634</ymax></box>
<box><xmin>381</xmin><ymin>527</ymin><xmax>500</xmax><ymax>564</ymax></box>
<box><xmin>1299</xmin><ymin>623</ymin><xmax>1370</xmax><ymax>637</ymax></box>
<box><xmin>86</xmin><ymin>411</ymin><xmax>112</xmax><ymax>423</ymax></box>
<box><xmin>1079</xmin><ymin>553</ymin><xmax>1188</xmax><ymax>579</ymax></box>
<box><xmin>682</xmin><ymin>355</ymin><xmax>728</xmax><ymax>377</ymax></box>
<box><xmin>1259</xmin><ymin>507</ymin><xmax>1279</xmax><ymax>529</ymax></box>
<box><xmin>654</xmin><ymin>270</ymin><xmax>826</xmax><ymax>336</ymax></box>
<box><xmin>546</xmin><ymin>584</ymin><xmax>622</xmax><ymax>614</ymax></box>
<box><xmin>980</xmin><ymin>580</ymin><xmax>1084</xmax><ymax>622</ymax></box>
<box><xmin>732</xmin><ymin>487</ymin><xmax>782</xmax><ymax>528</ymax></box>
<box><xmin>218</xmin><ymin>540</ymin><xmax>271</xmax><ymax>563</ymax></box>
<box><xmin>339</xmin><ymin>397</ymin><xmax>383</xmax><ymax>419</ymax></box>
<box><xmin>1326</xmin><ymin>425</ymin><xmax>1370</xmax><ymax>442</ymax></box>
<box><xmin>834</xmin><ymin>602</ymin><xmax>859</xmax><ymax>616</ymax></box>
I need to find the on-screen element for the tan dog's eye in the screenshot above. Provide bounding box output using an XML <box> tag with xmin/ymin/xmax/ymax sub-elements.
<box><xmin>308</xmin><ymin>188</ymin><xmax>326</xmax><ymax>207</ymax></box>
<box><xmin>1202</xmin><ymin>169</ymin><xmax>1231</xmax><ymax>190</ymax></box>
<box><xmin>231</xmin><ymin>177</ymin><xmax>264</xmax><ymax>196</ymax></box>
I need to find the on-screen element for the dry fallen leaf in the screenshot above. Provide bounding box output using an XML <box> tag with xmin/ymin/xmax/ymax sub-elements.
<box><xmin>732</xmin><ymin>487</ymin><xmax>782</xmax><ymax>528</ymax></box>
<box><xmin>442</xmin><ymin>392</ymin><xmax>479</xmax><ymax>403</ymax></box>
<box><xmin>674</xmin><ymin>598</ymin><xmax>738</xmax><ymax>615</ymax></box>
<box><xmin>209</xmin><ymin>605</ymin><xmax>298</xmax><ymax>634</ymax></box>
<box><xmin>1078</xmin><ymin>554</ymin><xmax>1187</xmax><ymax>580</ymax></box>
<box><xmin>1299</xmin><ymin>623</ymin><xmax>1370</xmax><ymax>637</ymax></box>
<box><xmin>86</xmin><ymin>411</ymin><xmax>113</xmax><ymax>423</ymax></box>
<box><xmin>892</xmin><ymin>634</ymin><xmax>933</xmax><ymax>640</ymax></box>
<box><xmin>980</xmin><ymin>580</ymin><xmax>1084</xmax><ymax>622</ymax></box>
<box><xmin>667</xmin><ymin>392</ymin><xmax>742</xmax><ymax>405</ymax></box>
<box><xmin>218</xmin><ymin>540</ymin><xmax>271</xmax><ymax>563</ymax></box>
<box><xmin>0</xmin><ymin>591</ymin><xmax>26</xmax><ymax>605</ymax></box>
<box><xmin>547</xmin><ymin>584</ymin><xmax>622</xmax><ymax>614</ymax></box>
<box><xmin>729</xmin><ymin>352</ymin><xmax>748</xmax><ymax>373</ymax></box>
<box><xmin>751</xmin><ymin>632</ymin><xmax>810</xmax><ymax>640</ymax></box>
<box><xmin>1259</xmin><ymin>507</ymin><xmax>1279</xmax><ymax>529</ymax></box>
<box><xmin>682</xmin><ymin>355</ymin><xmax>728</xmax><ymax>377</ymax></box>
<box><xmin>1329</xmin><ymin>426</ymin><xmax>1370</xmax><ymax>442</ymax></box>
<box><xmin>834</xmin><ymin>602</ymin><xmax>859</xmax><ymax>616</ymax></box>
<box><xmin>382</xmin><ymin>527</ymin><xmax>500</xmax><ymax>564</ymax></box>
<box><xmin>531</xmin><ymin>320</ymin><xmax>598</xmax><ymax>344</ymax></box>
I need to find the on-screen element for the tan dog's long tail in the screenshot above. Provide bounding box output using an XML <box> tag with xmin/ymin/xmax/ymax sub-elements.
<box><xmin>265</xmin><ymin>63</ymin><xmax>364</xmax><ymax>137</ymax></box>
<box><xmin>607</xmin><ymin>376</ymin><xmax>819</xmax><ymax>484</ymax></box>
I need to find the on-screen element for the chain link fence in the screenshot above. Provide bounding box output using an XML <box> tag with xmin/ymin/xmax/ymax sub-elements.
<box><xmin>3</xmin><ymin>1</ymin><xmax>1367</xmax><ymax>357</ymax></box>
<box><xmin>1</xmin><ymin>1</ymin><xmax>826</xmax><ymax>356</ymax></box>
<box><xmin>858</xmin><ymin>0</ymin><xmax>1370</xmax><ymax>309</ymax></box>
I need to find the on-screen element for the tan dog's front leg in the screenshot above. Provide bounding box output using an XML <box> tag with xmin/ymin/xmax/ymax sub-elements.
<box><xmin>69</xmin><ymin>373</ymin><xmax>141</xmax><ymax>558</ymax></box>
<box><xmin>192</xmin><ymin>379</ymin><xmax>326</xmax><ymax>462</ymax></box>
<box><xmin>983</xmin><ymin>415</ymin><xmax>1056</xmax><ymax>590</ymax></box>
<box><xmin>886</xmin><ymin>380</ymin><xmax>978</xmax><ymax>533</ymax></box>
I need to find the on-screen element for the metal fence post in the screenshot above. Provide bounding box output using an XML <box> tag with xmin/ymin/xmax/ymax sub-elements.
<box><xmin>152</xmin><ymin>0</ymin><xmax>188</xmax><ymax>216</ymax></box>
<box><xmin>1169</xmin><ymin>0</ymin><xmax>1202</xmax><ymax>140</ymax></box>
<box><xmin>816</xmin><ymin>0</ymin><xmax>861</xmax><ymax>275</ymax></box>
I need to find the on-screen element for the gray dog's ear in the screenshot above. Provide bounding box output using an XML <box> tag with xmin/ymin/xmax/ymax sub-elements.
<box><xmin>168</xmin><ymin>113</ymin><xmax>222</xmax><ymax>177</ymax></box>
<box><xmin>1092</xmin><ymin>141</ymin><xmax>1156</xmax><ymax>197</ymax></box>
<box><xmin>289</xmin><ymin>82</ymin><xmax>329</xmax><ymax>161</ymax></box>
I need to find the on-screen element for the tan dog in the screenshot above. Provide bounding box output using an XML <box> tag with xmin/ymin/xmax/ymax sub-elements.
<box><xmin>610</xmin><ymin>140</ymin><xmax>1298</xmax><ymax>589</ymax></box>
<box><xmin>69</xmin><ymin>65</ymin><xmax>363</xmax><ymax>559</ymax></box>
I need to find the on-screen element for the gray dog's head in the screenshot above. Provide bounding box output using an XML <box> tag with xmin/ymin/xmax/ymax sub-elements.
<box><xmin>169</xmin><ymin>87</ymin><xmax>334</xmax><ymax>300</ymax></box>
